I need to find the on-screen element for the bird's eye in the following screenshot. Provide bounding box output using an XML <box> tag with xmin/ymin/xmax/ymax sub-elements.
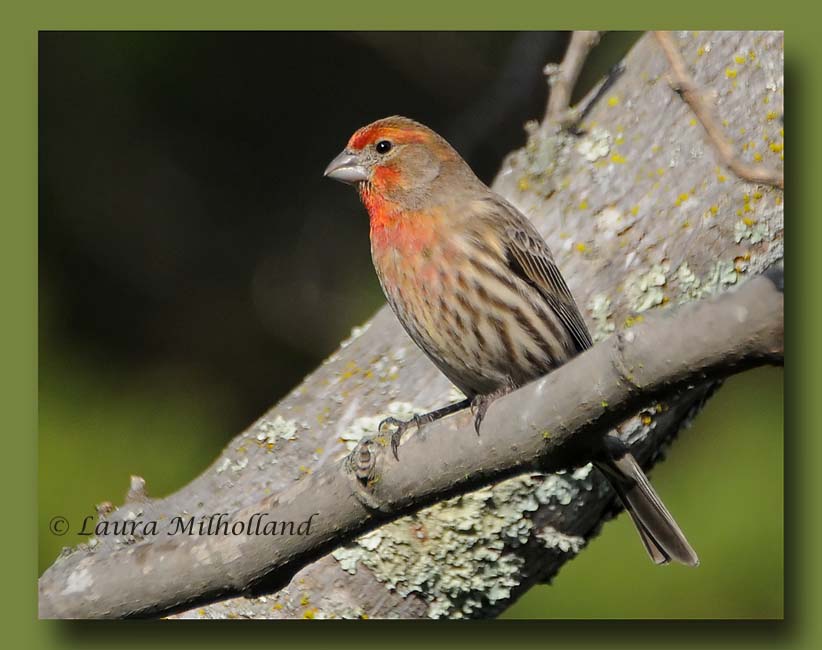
<box><xmin>375</xmin><ymin>140</ymin><xmax>392</xmax><ymax>154</ymax></box>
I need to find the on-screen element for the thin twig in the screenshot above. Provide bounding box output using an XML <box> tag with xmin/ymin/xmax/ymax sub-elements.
<box><xmin>654</xmin><ymin>31</ymin><xmax>784</xmax><ymax>190</ymax></box>
<box><xmin>545</xmin><ymin>31</ymin><xmax>601</xmax><ymax>127</ymax></box>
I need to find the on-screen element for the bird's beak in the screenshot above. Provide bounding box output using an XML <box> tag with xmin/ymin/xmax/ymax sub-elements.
<box><xmin>324</xmin><ymin>150</ymin><xmax>369</xmax><ymax>185</ymax></box>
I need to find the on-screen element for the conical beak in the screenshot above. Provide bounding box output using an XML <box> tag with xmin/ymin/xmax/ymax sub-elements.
<box><xmin>324</xmin><ymin>150</ymin><xmax>369</xmax><ymax>185</ymax></box>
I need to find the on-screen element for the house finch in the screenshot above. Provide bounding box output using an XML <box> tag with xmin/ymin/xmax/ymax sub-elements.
<box><xmin>325</xmin><ymin>116</ymin><xmax>698</xmax><ymax>566</ymax></box>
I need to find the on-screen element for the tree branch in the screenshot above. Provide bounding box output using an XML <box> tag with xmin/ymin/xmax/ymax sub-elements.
<box><xmin>654</xmin><ymin>30</ymin><xmax>784</xmax><ymax>189</ymax></box>
<box><xmin>38</xmin><ymin>30</ymin><xmax>784</xmax><ymax>620</ymax></box>
<box><xmin>545</xmin><ymin>31</ymin><xmax>601</xmax><ymax>127</ymax></box>
<box><xmin>39</xmin><ymin>272</ymin><xmax>783</xmax><ymax>619</ymax></box>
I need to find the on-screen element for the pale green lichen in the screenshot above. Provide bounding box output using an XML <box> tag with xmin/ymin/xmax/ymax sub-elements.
<box><xmin>734</xmin><ymin>219</ymin><xmax>770</xmax><ymax>244</ymax></box>
<box><xmin>676</xmin><ymin>262</ymin><xmax>702</xmax><ymax>301</ymax></box>
<box><xmin>331</xmin><ymin>469</ymin><xmax>595</xmax><ymax>618</ymax></box>
<box><xmin>513</xmin><ymin>125</ymin><xmax>575</xmax><ymax>197</ymax></box>
<box><xmin>576</xmin><ymin>126</ymin><xmax>612</xmax><ymax>162</ymax></box>
<box><xmin>700</xmin><ymin>260</ymin><xmax>739</xmax><ymax>297</ymax></box>
<box><xmin>536</xmin><ymin>526</ymin><xmax>586</xmax><ymax>554</ymax></box>
<box><xmin>625</xmin><ymin>263</ymin><xmax>670</xmax><ymax>313</ymax></box>
<box><xmin>255</xmin><ymin>415</ymin><xmax>298</xmax><ymax>444</ymax></box>
<box><xmin>673</xmin><ymin>259</ymin><xmax>748</xmax><ymax>306</ymax></box>
<box><xmin>588</xmin><ymin>293</ymin><xmax>615</xmax><ymax>341</ymax></box>
<box><xmin>338</xmin><ymin>401</ymin><xmax>417</xmax><ymax>451</ymax></box>
<box><xmin>215</xmin><ymin>455</ymin><xmax>248</xmax><ymax>474</ymax></box>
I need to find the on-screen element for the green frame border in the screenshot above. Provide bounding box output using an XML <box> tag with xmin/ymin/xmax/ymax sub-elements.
<box><xmin>4</xmin><ymin>1</ymin><xmax>816</xmax><ymax>647</ymax></box>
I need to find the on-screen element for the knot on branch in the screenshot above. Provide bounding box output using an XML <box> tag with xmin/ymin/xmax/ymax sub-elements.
<box><xmin>612</xmin><ymin>329</ymin><xmax>643</xmax><ymax>393</ymax></box>
<box><xmin>346</xmin><ymin>437</ymin><xmax>379</xmax><ymax>484</ymax></box>
<box><xmin>344</xmin><ymin>436</ymin><xmax>392</xmax><ymax>512</ymax></box>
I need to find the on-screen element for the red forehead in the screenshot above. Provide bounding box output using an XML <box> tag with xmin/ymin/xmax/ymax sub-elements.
<box><xmin>348</xmin><ymin>124</ymin><xmax>428</xmax><ymax>151</ymax></box>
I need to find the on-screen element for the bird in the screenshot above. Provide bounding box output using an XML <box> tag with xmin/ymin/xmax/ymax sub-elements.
<box><xmin>324</xmin><ymin>115</ymin><xmax>698</xmax><ymax>566</ymax></box>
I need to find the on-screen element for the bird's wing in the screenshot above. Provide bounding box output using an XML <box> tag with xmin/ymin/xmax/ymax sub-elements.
<box><xmin>483</xmin><ymin>195</ymin><xmax>593</xmax><ymax>352</ymax></box>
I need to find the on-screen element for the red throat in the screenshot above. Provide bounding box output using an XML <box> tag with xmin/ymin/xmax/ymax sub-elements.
<box><xmin>359</xmin><ymin>183</ymin><xmax>436</xmax><ymax>255</ymax></box>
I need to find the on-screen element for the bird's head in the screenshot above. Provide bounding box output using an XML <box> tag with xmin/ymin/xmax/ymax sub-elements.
<box><xmin>324</xmin><ymin>116</ymin><xmax>462</xmax><ymax>200</ymax></box>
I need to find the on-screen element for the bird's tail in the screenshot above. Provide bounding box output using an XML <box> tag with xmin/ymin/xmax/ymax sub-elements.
<box><xmin>593</xmin><ymin>451</ymin><xmax>699</xmax><ymax>567</ymax></box>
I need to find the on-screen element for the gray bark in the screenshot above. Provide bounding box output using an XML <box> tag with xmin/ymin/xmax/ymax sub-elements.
<box><xmin>38</xmin><ymin>30</ymin><xmax>783</xmax><ymax>619</ymax></box>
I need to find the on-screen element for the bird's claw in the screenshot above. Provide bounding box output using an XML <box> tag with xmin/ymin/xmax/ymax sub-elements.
<box><xmin>471</xmin><ymin>381</ymin><xmax>516</xmax><ymax>436</ymax></box>
<box><xmin>470</xmin><ymin>396</ymin><xmax>490</xmax><ymax>435</ymax></box>
<box><xmin>379</xmin><ymin>415</ymin><xmax>423</xmax><ymax>461</ymax></box>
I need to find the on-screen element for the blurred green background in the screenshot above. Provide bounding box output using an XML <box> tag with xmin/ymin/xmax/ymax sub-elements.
<box><xmin>38</xmin><ymin>31</ymin><xmax>782</xmax><ymax>618</ymax></box>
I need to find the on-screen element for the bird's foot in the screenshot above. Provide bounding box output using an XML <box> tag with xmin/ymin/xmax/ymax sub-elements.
<box><xmin>470</xmin><ymin>382</ymin><xmax>516</xmax><ymax>435</ymax></box>
<box><xmin>379</xmin><ymin>414</ymin><xmax>426</xmax><ymax>461</ymax></box>
<box><xmin>378</xmin><ymin>398</ymin><xmax>472</xmax><ymax>460</ymax></box>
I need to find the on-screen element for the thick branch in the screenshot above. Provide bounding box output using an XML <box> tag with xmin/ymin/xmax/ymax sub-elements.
<box><xmin>39</xmin><ymin>272</ymin><xmax>783</xmax><ymax>619</ymax></box>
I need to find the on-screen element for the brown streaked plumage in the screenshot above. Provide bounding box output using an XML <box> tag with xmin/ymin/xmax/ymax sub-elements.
<box><xmin>325</xmin><ymin>116</ymin><xmax>698</xmax><ymax>567</ymax></box>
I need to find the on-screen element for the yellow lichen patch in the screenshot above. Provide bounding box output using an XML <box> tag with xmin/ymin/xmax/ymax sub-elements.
<box><xmin>610</xmin><ymin>153</ymin><xmax>626</xmax><ymax>164</ymax></box>
<box><xmin>657</xmin><ymin>168</ymin><xmax>665</xmax><ymax>176</ymax></box>
<box><xmin>624</xmin><ymin>314</ymin><xmax>644</xmax><ymax>328</ymax></box>
<box><xmin>769</xmin><ymin>142</ymin><xmax>783</xmax><ymax>153</ymax></box>
<box><xmin>579</xmin><ymin>199</ymin><xmax>588</xmax><ymax>210</ymax></box>
<box><xmin>710</xmin><ymin>205</ymin><xmax>719</xmax><ymax>215</ymax></box>
<box><xmin>689</xmin><ymin>118</ymin><xmax>697</xmax><ymax>127</ymax></box>
<box><xmin>753</xmin><ymin>191</ymin><xmax>764</xmax><ymax>201</ymax></box>
<box><xmin>734</xmin><ymin>254</ymin><xmax>750</xmax><ymax>273</ymax></box>
<box><xmin>717</xmin><ymin>172</ymin><xmax>727</xmax><ymax>183</ymax></box>
<box><xmin>725</xmin><ymin>68</ymin><xmax>737</xmax><ymax>79</ymax></box>
<box><xmin>339</xmin><ymin>360</ymin><xmax>360</xmax><ymax>381</ymax></box>
<box><xmin>766</xmin><ymin>111</ymin><xmax>779</xmax><ymax>121</ymax></box>
<box><xmin>697</xmin><ymin>46</ymin><xmax>705</xmax><ymax>56</ymax></box>
<box><xmin>675</xmin><ymin>192</ymin><xmax>689</xmax><ymax>206</ymax></box>
<box><xmin>272</xmin><ymin>602</ymin><xmax>284</xmax><ymax>611</ymax></box>
<box><xmin>753</xmin><ymin>152</ymin><xmax>763</xmax><ymax>162</ymax></box>
<box><xmin>630</xmin><ymin>205</ymin><xmax>639</xmax><ymax>216</ymax></box>
<box><xmin>576</xmin><ymin>242</ymin><xmax>587</xmax><ymax>253</ymax></box>
<box><xmin>734</xmin><ymin>55</ymin><xmax>746</xmax><ymax>65</ymax></box>
<box><xmin>518</xmin><ymin>177</ymin><xmax>530</xmax><ymax>191</ymax></box>
<box><xmin>641</xmin><ymin>414</ymin><xmax>653</xmax><ymax>426</ymax></box>
<box><xmin>749</xmin><ymin>50</ymin><xmax>756</xmax><ymax>61</ymax></box>
<box><xmin>608</xmin><ymin>95</ymin><xmax>620</xmax><ymax>107</ymax></box>
<box><xmin>303</xmin><ymin>608</ymin><xmax>318</xmax><ymax>619</ymax></box>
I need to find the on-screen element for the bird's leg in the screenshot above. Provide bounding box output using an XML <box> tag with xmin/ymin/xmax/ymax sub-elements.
<box><xmin>470</xmin><ymin>379</ymin><xmax>517</xmax><ymax>435</ymax></box>
<box><xmin>379</xmin><ymin>398</ymin><xmax>471</xmax><ymax>460</ymax></box>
